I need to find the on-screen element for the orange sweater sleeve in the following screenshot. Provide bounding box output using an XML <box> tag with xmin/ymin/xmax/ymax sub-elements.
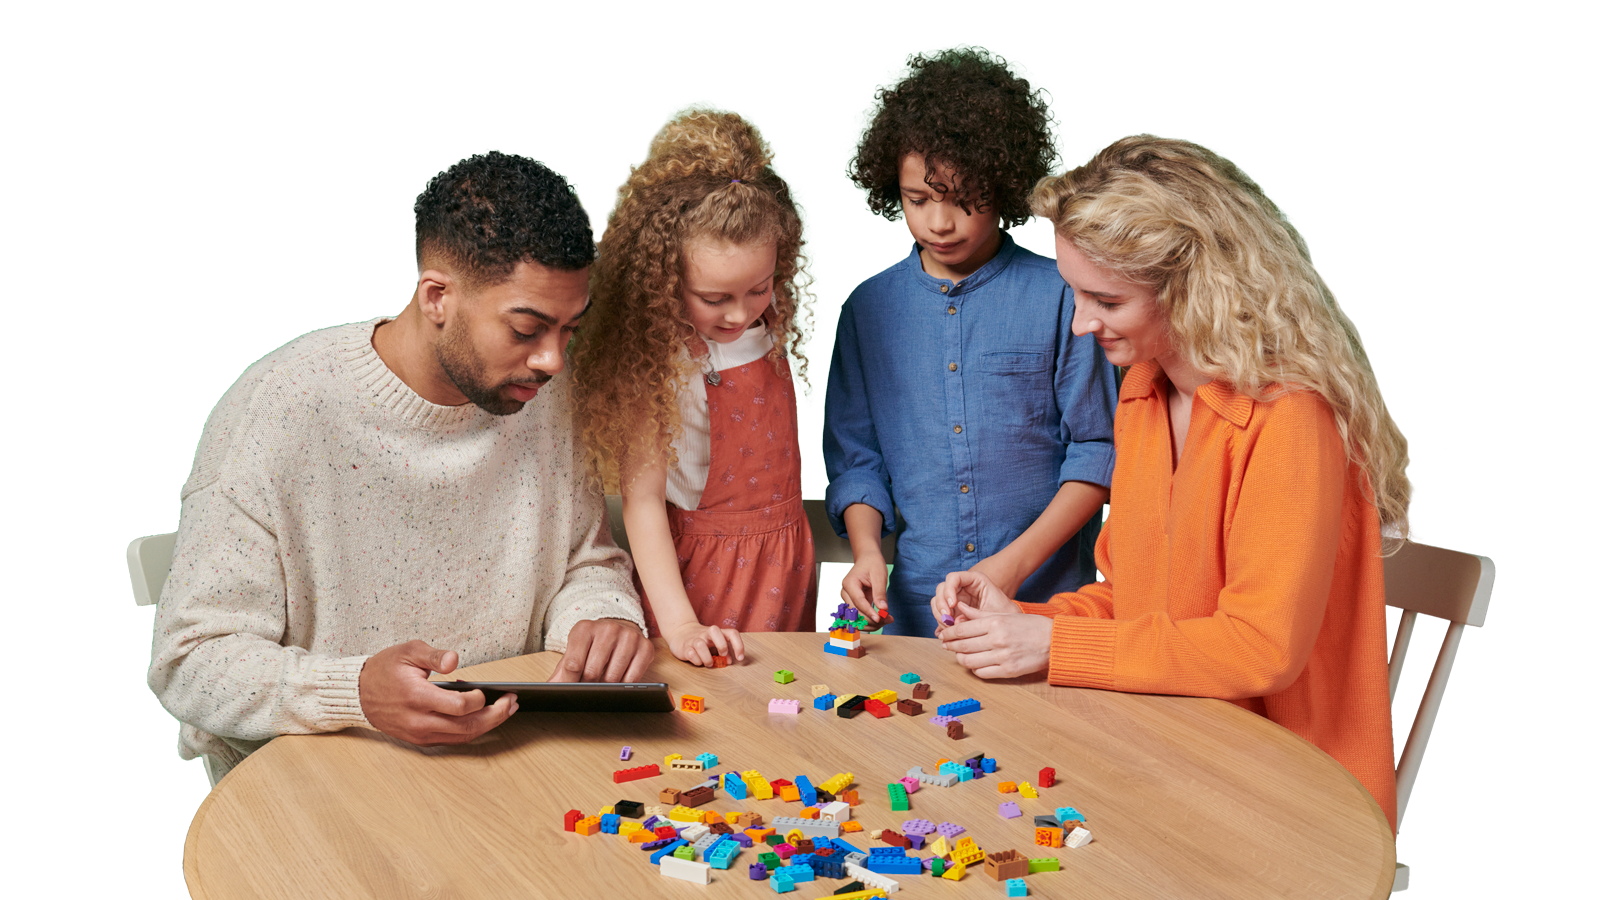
<box><xmin>1020</xmin><ymin>519</ymin><xmax>1115</xmax><ymax>619</ymax></box>
<box><xmin>1048</xmin><ymin>394</ymin><xmax>1347</xmax><ymax>699</ymax></box>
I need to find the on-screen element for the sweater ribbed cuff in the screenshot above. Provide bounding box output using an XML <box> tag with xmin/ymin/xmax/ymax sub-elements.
<box><xmin>1049</xmin><ymin>616</ymin><xmax>1116</xmax><ymax>690</ymax></box>
<box><xmin>315</xmin><ymin>656</ymin><xmax>373</xmax><ymax>730</ymax></box>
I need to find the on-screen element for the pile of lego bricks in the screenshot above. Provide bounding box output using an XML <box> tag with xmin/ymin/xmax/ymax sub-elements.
<box><xmin>579</xmin><ymin>743</ymin><xmax>1096</xmax><ymax>893</ymax></box>
<box><xmin>773</xmin><ymin>668</ymin><xmax>980</xmax><ymax>743</ymax></box>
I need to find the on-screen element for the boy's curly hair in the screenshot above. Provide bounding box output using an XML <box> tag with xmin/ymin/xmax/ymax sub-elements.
<box><xmin>849</xmin><ymin>47</ymin><xmax>1057</xmax><ymax>227</ymax></box>
<box><xmin>570</xmin><ymin>109</ymin><xmax>812</xmax><ymax>491</ymax></box>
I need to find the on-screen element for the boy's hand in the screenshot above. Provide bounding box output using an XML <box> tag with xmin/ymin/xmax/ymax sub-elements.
<box><xmin>967</xmin><ymin>553</ymin><xmax>1026</xmax><ymax>599</ymax></box>
<box><xmin>663</xmin><ymin>621</ymin><xmax>746</xmax><ymax>667</ymax></box>
<box><xmin>840</xmin><ymin>555</ymin><xmax>889</xmax><ymax>624</ymax></box>
<box><xmin>931</xmin><ymin>570</ymin><xmax>1022</xmax><ymax>635</ymax></box>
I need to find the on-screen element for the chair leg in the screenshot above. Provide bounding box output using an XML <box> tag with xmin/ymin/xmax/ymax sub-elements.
<box><xmin>1390</xmin><ymin>862</ymin><xmax>1409</xmax><ymax>893</ymax></box>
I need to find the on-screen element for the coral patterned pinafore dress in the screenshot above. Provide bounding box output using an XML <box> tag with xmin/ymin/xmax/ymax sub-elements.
<box><xmin>644</xmin><ymin>354</ymin><xmax>817</xmax><ymax>634</ymax></box>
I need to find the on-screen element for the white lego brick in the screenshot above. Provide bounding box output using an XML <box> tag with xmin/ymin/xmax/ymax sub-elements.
<box><xmin>660</xmin><ymin>855</ymin><xmax>712</xmax><ymax>883</ymax></box>
<box><xmin>681</xmin><ymin>823</ymin><xmax>710</xmax><ymax>842</ymax></box>
<box><xmin>1065</xmin><ymin>827</ymin><xmax>1093</xmax><ymax>849</ymax></box>
<box><xmin>845</xmin><ymin>863</ymin><xmax>901</xmax><ymax>893</ymax></box>
<box><xmin>819</xmin><ymin>801</ymin><xmax>851</xmax><ymax>822</ymax></box>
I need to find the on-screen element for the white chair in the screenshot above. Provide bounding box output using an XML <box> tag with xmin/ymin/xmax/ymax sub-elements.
<box><xmin>602</xmin><ymin>496</ymin><xmax>896</xmax><ymax>590</ymax></box>
<box><xmin>128</xmin><ymin>531</ymin><xmax>227</xmax><ymax>787</ymax></box>
<box><xmin>127</xmin><ymin>532</ymin><xmax>176</xmax><ymax>607</ymax></box>
<box><xmin>1383</xmin><ymin>540</ymin><xmax>1495</xmax><ymax>892</ymax></box>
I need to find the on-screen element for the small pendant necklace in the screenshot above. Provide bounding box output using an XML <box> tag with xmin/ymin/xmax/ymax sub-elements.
<box><xmin>706</xmin><ymin>368</ymin><xmax>721</xmax><ymax>387</ymax></box>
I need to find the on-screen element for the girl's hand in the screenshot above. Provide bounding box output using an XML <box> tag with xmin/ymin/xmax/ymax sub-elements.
<box><xmin>931</xmin><ymin>570</ymin><xmax>1022</xmax><ymax>635</ymax></box>
<box><xmin>937</xmin><ymin>601</ymin><xmax>1052</xmax><ymax>679</ymax></box>
<box><xmin>840</xmin><ymin>555</ymin><xmax>889</xmax><ymax>625</ymax></box>
<box><xmin>663</xmin><ymin>621</ymin><xmax>746</xmax><ymax>667</ymax></box>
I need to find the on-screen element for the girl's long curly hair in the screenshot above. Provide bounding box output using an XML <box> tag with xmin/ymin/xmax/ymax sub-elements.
<box><xmin>571</xmin><ymin>109</ymin><xmax>811</xmax><ymax>491</ymax></box>
<box><xmin>1031</xmin><ymin>136</ymin><xmax>1411</xmax><ymax>540</ymax></box>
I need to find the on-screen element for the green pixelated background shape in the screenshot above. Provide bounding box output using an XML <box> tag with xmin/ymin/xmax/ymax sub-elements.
<box><xmin>124</xmin><ymin>38</ymin><xmax>1382</xmax><ymax>807</ymax></box>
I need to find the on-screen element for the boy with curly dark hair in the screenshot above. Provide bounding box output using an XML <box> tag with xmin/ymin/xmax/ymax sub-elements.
<box><xmin>824</xmin><ymin>48</ymin><xmax>1119</xmax><ymax>637</ymax></box>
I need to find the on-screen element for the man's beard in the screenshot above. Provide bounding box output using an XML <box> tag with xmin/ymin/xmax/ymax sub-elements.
<box><xmin>435</xmin><ymin>317</ymin><xmax>550</xmax><ymax>416</ymax></box>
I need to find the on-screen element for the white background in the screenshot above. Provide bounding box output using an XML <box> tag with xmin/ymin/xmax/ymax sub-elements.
<box><xmin>3</xmin><ymin>1</ymin><xmax>1594</xmax><ymax>896</ymax></box>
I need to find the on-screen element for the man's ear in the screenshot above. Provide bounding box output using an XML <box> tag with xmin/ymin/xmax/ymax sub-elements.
<box><xmin>417</xmin><ymin>268</ymin><xmax>456</xmax><ymax>326</ymax></box>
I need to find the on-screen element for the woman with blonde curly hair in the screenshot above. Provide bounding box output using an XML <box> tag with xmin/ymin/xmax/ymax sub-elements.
<box><xmin>932</xmin><ymin>135</ymin><xmax>1406</xmax><ymax>831</ymax></box>
<box><xmin>570</xmin><ymin>109</ymin><xmax>815</xmax><ymax>666</ymax></box>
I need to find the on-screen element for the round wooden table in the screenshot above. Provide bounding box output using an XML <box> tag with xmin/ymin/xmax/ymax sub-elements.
<box><xmin>184</xmin><ymin>632</ymin><xmax>1395</xmax><ymax>899</ymax></box>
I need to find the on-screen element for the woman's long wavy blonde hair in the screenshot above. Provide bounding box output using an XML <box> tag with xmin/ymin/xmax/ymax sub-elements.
<box><xmin>1031</xmin><ymin>136</ymin><xmax>1409</xmax><ymax>537</ymax></box>
<box><xmin>571</xmin><ymin>109</ymin><xmax>811</xmax><ymax>491</ymax></box>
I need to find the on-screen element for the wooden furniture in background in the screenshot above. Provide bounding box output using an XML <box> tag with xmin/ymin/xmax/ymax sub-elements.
<box><xmin>1344</xmin><ymin>277</ymin><xmax>1491</xmax><ymax>775</ymax></box>
<box><xmin>183</xmin><ymin>632</ymin><xmax>1395</xmax><ymax>899</ymax></box>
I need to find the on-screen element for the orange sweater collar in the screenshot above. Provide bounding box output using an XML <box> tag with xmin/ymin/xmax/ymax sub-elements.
<box><xmin>1121</xmin><ymin>361</ymin><xmax>1256</xmax><ymax>429</ymax></box>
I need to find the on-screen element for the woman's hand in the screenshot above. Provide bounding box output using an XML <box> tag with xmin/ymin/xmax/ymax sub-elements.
<box><xmin>938</xmin><ymin>601</ymin><xmax>1053</xmax><ymax>679</ymax></box>
<box><xmin>662</xmin><ymin>622</ymin><xmax>745</xmax><ymax>667</ymax></box>
<box><xmin>931</xmin><ymin>570</ymin><xmax>1021</xmax><ymax>634</ymax></box>
<box><xmin>840</xmin><ymin>555</ymin><xmax>889</xmax><ymax>626</ymax></box>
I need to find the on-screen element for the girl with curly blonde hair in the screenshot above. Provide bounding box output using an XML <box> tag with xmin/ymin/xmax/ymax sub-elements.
<box><xmin>570</xmin><ymin>109</ymin><xmax>815</xmax><ymax>666</ymax></box>
<box><xmin>933</xmin><ymin>136</ymin><xmax>1406</xmax><ymax>831</ymax></box>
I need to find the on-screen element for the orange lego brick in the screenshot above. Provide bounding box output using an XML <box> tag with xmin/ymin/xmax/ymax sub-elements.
<box><xmin>575</xmin><ymin>816</ymin><xmax>601</xmax><ymax>836</ymax></box>
<box><xmin>680</xmin><ymin>694</ymin><xmax>705</xmax><ymax>714</ymax></box>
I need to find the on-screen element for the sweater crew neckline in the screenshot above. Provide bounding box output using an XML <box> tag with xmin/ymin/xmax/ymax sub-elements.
<box><xmin>342</xmin><ymin>318</ymin><xmax>494</xmax><ymax>430</ymax></box>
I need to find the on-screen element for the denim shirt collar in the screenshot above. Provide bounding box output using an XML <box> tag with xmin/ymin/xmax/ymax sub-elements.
<box><xmin>899</xmin><ymin>230</ymin><xmax>1020</xmax><ymax>296</ymax></box>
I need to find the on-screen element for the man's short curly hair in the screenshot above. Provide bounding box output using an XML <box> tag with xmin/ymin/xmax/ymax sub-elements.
<box><xmin>414</xmin><ymin>151</ymin><xmax>595</xmax><ymax>286</ymax></box>
<box><xmin>848</xmin><ymin>48</ymin><xmax>1057</xmax><ymax>227</ymax></box>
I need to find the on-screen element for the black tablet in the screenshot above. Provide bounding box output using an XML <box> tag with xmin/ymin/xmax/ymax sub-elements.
<box><xmin>428</xmin><ymin>680</ymin><xmax>675</xmax><ymax>713</ymax></box>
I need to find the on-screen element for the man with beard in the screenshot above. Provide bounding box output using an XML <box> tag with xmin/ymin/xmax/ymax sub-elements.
<box><xmin>149</xmin><ymin>153</ymin><xmax>652</xmax><ymax>781</ymax></box>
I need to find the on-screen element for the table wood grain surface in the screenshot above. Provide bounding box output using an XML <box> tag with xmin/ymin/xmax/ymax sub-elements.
<box><xmin>183</xmin><ymin>632</ymin><xmax>1395</xmax><ymax>899</ymax></box>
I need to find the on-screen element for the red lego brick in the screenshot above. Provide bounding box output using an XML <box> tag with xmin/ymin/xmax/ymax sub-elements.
<box><xmin>896</xmin><ymin>699</ymin><xmax>923</xmax><ymax>716</ymax></box>
<box><xmin>1039</xmin><ymin>767</ymin><xmax>1056</xmax><ymax>788</ymax></box>
<box><xmin>711</xmin><ymin>655</ymin><xmax>730</xmax><ymax>668</ymax></box>
<box><xmin>563</xmin><ymin>809</ymin><xmax>583</xmax><ymax>832</ymax></box>
<box><xmin>864</xmin><ymin>698</ymin><xmax>891</xmax><ymax>718</ymax></box>
<box><xmin>613</xmin><ymin>763</ymin><xmax>661</xmax><ymax>783</ymax></box>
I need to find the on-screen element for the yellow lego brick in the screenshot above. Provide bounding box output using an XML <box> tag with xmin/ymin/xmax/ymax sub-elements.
<box><xmin>831</xmin><ymin>891</ymin><xmax>889</xmax><ymax>900</ymax></box>
<box><xmin>1019</xmin><ymin>782</ymin><xmax>1038</xmax><ymax>798</ymax></box>
<box><xmin>818</xmin><ymin>772</ymin><xmax>854</xmax><ymax>794</ymax></box>
<box><xmin>942</xmin><ymin>861</ymin><xmax>966</xmax><ymax>881</ymax></box>
<box><xmin>927</xmin><ymin>835</ymin><xmax>951</xmax><ymax>857</ymax></box>
<box><xmin>599</xmin><ymin>804</ymin><xmax>616</xmax><ymax>815</ymax></box>
<box><xmin>665</xmin><ymin>753</ymin><xmax>683</xmax><ymax>767</ymax></box>
<box><xmin>786</xmin><ymin>828</ymin><xmax>806</xmax><ymax>845</ymax></box>
<box><xmin>619</xmin><ymin>821</ymin><xmax>643</xmax><ymax>834</ymax></box>
<box><xmin>668</xmin><ymin>806</ymin><xmax>706</xmax><ymax>823</ymax></box>
<box><xmin>953</xmin><ymin>836</ymin><xmax>985</xmax><ymax>865</ymax></box>
<box><xmin>869</xmin><ymin>689</ymin><xmax>898</xmax><ymax>704</ymax></box>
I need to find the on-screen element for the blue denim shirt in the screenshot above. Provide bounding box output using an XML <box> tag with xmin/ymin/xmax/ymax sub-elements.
<box><xmin>823</xmin><ymin>233</ymin><xmax>1118</xmax><ymax>636</ymax></box>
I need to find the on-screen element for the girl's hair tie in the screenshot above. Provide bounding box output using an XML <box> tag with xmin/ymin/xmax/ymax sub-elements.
<box><xmin>731</xmin><ymin>179</ymin><xmax>741</xmax><ymax>184</ymax></box>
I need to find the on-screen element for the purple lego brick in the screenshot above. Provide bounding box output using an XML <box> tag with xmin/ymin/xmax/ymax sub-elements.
<box><xmin>998</xmin><ymin>801</ymin><xmax>1022</xmax><ymax>819</ymax></box>
<box><xmin>922</xmin><ymin>857</ymin><xmax>937</xmax><ymax>870</ymax></box>
<box><xmin>907</xmin><ymin>834</ymin><xmax>925</xmax><ymax>850</ymax></box>
<box><xmin>902</xmin><ymin>818</ymin><xmax>935</xmax><ymax>835</ymax></box>
<box><xmin>930</xmin><ymin>715</ymin><xmax>960</xmax><ymax>726</ymax></box>
<box><xmin>935</xmin><ymin>822</ymin><xmax>966</xmax><ymax>838</ymax></box>
<box><xmin>620</xmin><ymin>745</ymin><xmax>632</xmax><ymax>761</ymax></box>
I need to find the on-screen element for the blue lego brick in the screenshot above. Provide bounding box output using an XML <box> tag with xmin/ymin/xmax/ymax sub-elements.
<box><xmin>650</xmin><ymin>839</ymin><xmax>688</xmax><ymax>865</ymax></box>
<box><xmin>599</xmin><ymin>813</ymin><xmax>620</xmax><ymax>834</ymax></box>
<box><xmin>697</xmin><ymin>752</ymin><xmax>719</xmax><ymax>769</ymax></box>
<box><xmin>830</xmin><ymin>839</ymin><xmax>864</xmax><ymax>856</ymax></box>
<box><xmin>796</xmin><ymin>775</ymin><xmax>818</xmax><ymax>807</ymax></box>
<box><xmin>811</xmin><ymin>854</ymin><xmax>845</xmax><ymax>878</ymax></box>
<box><xmin>725</xmin><ymin>771</ymin><xmax>748</xmax><ymax>800</ymax></box>
<box><xmin>823</xmin><ymin>643</ymin><xmax>850</xmax><ymax>656</ymax></box>
<box><xmin>936</xmin><ymin>698</ymin><xmax>982</xmax><ymax>717</ymax></box>
<box><xmin>957</xmin><ymin>766</ymin><xmax>973</xmax><ymax>782</ymax></box>
<box><xmin>865</xmin><ymin>847</ymin><xmax>922</xmax><ymax>875</ymax></box>
<box><xmin>982</xmin><ymin>758</ymin><xmax>997</xmax><ymax>773</ymax></box>
<box><xmin>785</xmin><ymin>864</ymin><xmax>815</xmax><ymax>882</ymax></box>
<box><xmin>770</xmin><ymin>871</ymin><xmax>795</xmax><ymax>893</ymax></box>
<box><xmin>1007</xmin><ymin>877</ymin><xmax>1028</xmax><ymax>896</ymax></box>
<box><xmin>900</xmin><ymin>672</ymin><xmax>921</xmax><ymax>684</ymax></box>
<box><xmin>1056</xmin><ymin>806</ymin><xmax>1086</xmax><ymax>822</ymax></box>
<box><xmin>708</xmin><ymin>840</ymin><xmax>741</xmax><ymax>869</ymax></box>
<box><xmin>814</xmin><ymin>693</ymin><xmax>837</xmax><ymax>710</ymax></box>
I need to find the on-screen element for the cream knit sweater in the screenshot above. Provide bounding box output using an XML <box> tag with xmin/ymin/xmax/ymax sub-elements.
<box><xmin>148</xmin><ymin>320</ymin><xmax>645</xmax><ymax>771</ymax></box>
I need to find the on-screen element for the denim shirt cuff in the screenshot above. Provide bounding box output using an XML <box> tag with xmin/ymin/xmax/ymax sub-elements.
<box><xmin>1059</xmin><ymin>440</ymin><xmax>1116</xmax><ymax>488</ymax></box>
<box><xmin>824</xmin><ymin>474</ymin><xmax>896</xmax><ymax>537</ymax></box>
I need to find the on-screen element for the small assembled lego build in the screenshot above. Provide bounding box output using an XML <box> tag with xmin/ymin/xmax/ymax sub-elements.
<box><xmin>613</xmin><ymin>763</ymin><xmax>661</xmax><ymax>784</ymax></box>
<box><xmin>680</xmin><ymin>694</ymin><xmax>705</xmax><ymax>714</ymax></box>
<box><xmin>1038</xmin><ymin>766</ymin><xmax>1056</xmax><ymax>788</ymax></box>
<box><xmin>769</xmin><ymin>698</ymin><xmax>800</xmax><ymax>714</ymax></box>
<box><xmin>912</xmin><ymin>682</ymin><xmax>931</xmax><ymax>699</ymax></box>
<box><xmin>774</xmin><ymin>669</ymin><xmax>796</xmax><ymax>684</ymax></box>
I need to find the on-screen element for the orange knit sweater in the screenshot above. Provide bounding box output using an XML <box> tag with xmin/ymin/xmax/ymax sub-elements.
<box><xmin>1022</xmin><ymin>362</ymin><xmax>1397</xmax><ymax>831</ymax></box>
